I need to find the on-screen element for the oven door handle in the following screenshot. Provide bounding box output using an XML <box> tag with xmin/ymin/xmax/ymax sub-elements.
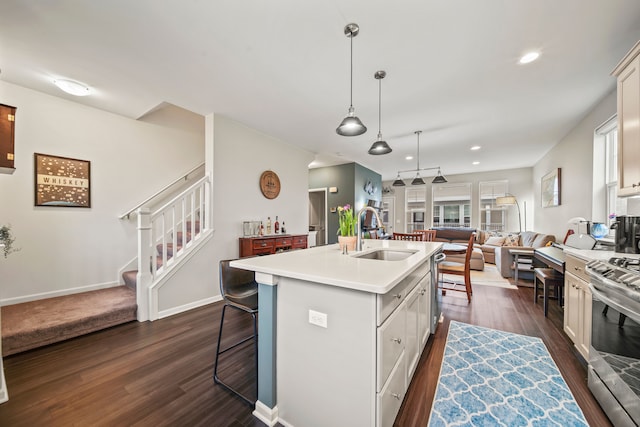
<box><xmin>589</xmin><ymin>283</ymin><xmax>640</xmax><ymax>323</ymax></box>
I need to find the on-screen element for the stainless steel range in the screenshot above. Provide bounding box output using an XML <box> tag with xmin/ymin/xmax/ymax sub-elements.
<box><xmin>586</xmin><ymin>256</ymin><xmax>640</xmax><ymax>426</ymax></box>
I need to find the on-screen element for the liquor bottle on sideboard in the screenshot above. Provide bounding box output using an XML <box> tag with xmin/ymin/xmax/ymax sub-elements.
<box><xmin>281</xmin><ymin>221</ymin><xmax>286</xmax><ymax>234</ymax></box>
<box><xmin>259</xmin><ymin>221</ymin><xmax>264</xmax><ymax>236</ymax></box>
<box><xmin>266</xmin><ymin>217</ymin><xmax>272</xmax><ymax>234</ymax></box>
<box><xmin>275</xmin><ymin>216</ymin><xmax>280</xmax><ymax>234</ymax></box>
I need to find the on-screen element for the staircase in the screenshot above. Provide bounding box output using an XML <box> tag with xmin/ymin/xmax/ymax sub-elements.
<box><xmin>1</xmin><ymin>170</ymin><xmax>212</xmax><ymax>356</ymax></box>
<box><xmin>121</xmin><ymin>220</ymin><xmax>201</xmax><ymax>290</ymax></box>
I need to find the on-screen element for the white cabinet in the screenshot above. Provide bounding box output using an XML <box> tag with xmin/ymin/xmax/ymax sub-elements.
<box><xmin>612</xmin><ymin>41</ymin><xmax>640</xmax><ymax>196</ymax></box>
<box><xmin>563</xmin><ymin>254</ymin><xmax>592</xmax><ymax>360</ymax></box>
<box><xmin>405</xmin><ymin>274</ymin><xmax>431</xmax><ymax>381</ymax></box>
<box><xmin>275</xmin><ymin>258</ymin><xmax>433</xmax><ymax>427</ymax></box>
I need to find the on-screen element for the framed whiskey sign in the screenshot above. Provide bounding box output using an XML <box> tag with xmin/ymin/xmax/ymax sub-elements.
<box><xmin>0</xmin><ymin>103</ymin><xmax>16</xmax><ymax>174</ymax></box>
<box><xmin>34</xmin><ymin>153</ymin><xmax>91</xmax><ymax>207</ymax></box>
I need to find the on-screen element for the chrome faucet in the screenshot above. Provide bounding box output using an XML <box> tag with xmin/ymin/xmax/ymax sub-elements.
<box><xmin>356</xmin><ymin>206</ymin><xmax>384</xmax><ymax>251</ymax></box>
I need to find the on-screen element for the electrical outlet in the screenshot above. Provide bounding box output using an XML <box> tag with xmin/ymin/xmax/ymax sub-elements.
<box><xmin>308</xmin><ymin>309</ymin><xmax>328</xmax><ymax>328</ymax></box>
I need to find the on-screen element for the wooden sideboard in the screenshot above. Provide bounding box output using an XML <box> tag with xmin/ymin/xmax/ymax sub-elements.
<box><xmin>239</xmin><ymin>234</ymin><xmax>308</xmax><ymax>258</ymax></box>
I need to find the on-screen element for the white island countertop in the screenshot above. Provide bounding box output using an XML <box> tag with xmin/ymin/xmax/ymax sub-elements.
<box><xmin>563</xmin><ymin>246</ymin><xmax>640</xmax><ymax>262</ymax></box>
<box><xmin>231</xmin><ymin>239</ymin><xmax>442</xmax><ymax>294</ymax></box>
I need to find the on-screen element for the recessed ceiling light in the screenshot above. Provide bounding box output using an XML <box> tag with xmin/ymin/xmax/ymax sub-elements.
<box><xmin>472</xmin><ymin>161</ymin><xmax>480</xmax><ymax>165</ymax></box>
<box><xmin>470</xmin><ymin>145</ymin><xmax>481</xmax><ymax>151</ymax></box>
<box><xmin>405</xmin><ymin>155</ymin><xmax>413</xmax><ymax>160</ymax></box>
<box><xmin>519</xmin><ymin>51</ymin><xmax>540</xmax><ymax>64</ymax></box>
<box><xmin>53</xmin><ymin>79</ymin><xmax>91</xmax><ymax>96</ymax></box>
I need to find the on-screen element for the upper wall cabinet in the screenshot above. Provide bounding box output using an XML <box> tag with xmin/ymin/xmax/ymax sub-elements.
<box><xmin>612</xmin><ymin>41</ymin><xmax>640</xmax><ymax>196</ymax></box>
<box><xmin>0</xmin><ymin>103</ymin><xmax>16</xmax><ymax>174</ymax></box>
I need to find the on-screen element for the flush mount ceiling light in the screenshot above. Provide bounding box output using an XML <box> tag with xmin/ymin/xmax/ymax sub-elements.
<box><xmin>53</xmin><ymin>79</ymin><xmax>91</xmax><ymax>96</ymax></box>
<box><xmin>470</xmin><ymin>145</ymin><xmax>481</xmax><ymax>151</ymax></box>
<box><xmin>336</xmin><ymin>23</ymin><xmax>367</xmax><ymax>136</ymax></box>
<box><xmin>368</xmin><ymin>70</ymin><xmax>392</xmax><ymax>155</ymax></box>
<box><xmin>392</xmin><ymin>130</ymin><xmax>448</xmax><ymax>186</ymax></box>
<box><xmin>519</xmin><ymin>51</ymin><xmax>540</xmax><ymax>64</ymax></box>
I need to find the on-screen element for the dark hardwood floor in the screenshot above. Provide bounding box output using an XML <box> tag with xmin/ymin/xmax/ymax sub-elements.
<box><xmin>0</xmin><ymin>279</ymin><xmax>611</xmax><ymax>427</ymax></box>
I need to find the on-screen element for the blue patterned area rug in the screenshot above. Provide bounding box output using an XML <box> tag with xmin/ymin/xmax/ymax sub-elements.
<box><xmin>428</xmin><ymin>321</ymin><xmax>589</xmax><ymax>427</ymax></box>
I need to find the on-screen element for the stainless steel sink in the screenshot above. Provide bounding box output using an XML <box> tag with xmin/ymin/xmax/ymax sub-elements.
<box><xmin>353</xmin><ymin>249</ymin><xmax>418</xmax><ymax>261</ymax></box>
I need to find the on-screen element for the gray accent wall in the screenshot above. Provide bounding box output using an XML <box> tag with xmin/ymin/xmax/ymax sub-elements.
<box><xmin>309</xmin><ymin>163</ymin><xmax>382</xmax><ymax>244</ymax></box>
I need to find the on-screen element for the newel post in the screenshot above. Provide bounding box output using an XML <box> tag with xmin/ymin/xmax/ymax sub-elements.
<box><xmin>136</xmin><ymin>207</ymin><xmax>152</xmax><ymax>321</ymax></box>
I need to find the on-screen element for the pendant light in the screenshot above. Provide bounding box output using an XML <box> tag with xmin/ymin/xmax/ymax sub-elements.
<box><xmin>392</xmin><ymin>172</ymin><xmax>406</xmax><ymax>187</ymax></box>
<box><xmin>336</xmin><ymin>23</ymin><xmax>367</xmax><ymax>136</ymax></box>
<box><xmin>411</xmin><ymin>131</ymin><xmax>426</xmax><ymax>185</ymax></box>
<box><xmin>368</xmin><ymin>71</ymin><xmax>392</xmax><ymax>155</ymax></box>
<box><xmin>432</xmin><ymin>168</ymin><xmax>448</xmax><ymax>184</ymax></box>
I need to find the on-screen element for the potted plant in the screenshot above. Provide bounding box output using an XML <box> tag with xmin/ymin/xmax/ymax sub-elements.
<box><xmin>337</xmin><ymin>204</ymin><xmax>357</xmax><ymax>251</ymax></box>
<box><xmin>0</xmin><ymin>225</ymin><xmax>19</xmax><ymax>258</ymax></box>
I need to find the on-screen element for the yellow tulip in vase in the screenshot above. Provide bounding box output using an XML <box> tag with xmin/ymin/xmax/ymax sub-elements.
<box><xmin>337</xmin><ymin>204</ymin><xmax>357</xmax><ymax>252</ymax></box>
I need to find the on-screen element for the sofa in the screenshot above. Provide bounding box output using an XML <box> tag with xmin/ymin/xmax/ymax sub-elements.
<box><xmin>432</xmin><ymin>227</ymin><xmax>485</xmax><ymax>271</ymax></box>
<box><xmin>476</xmin><ymin>230</ymin><xmax>555</xmax><ymax>278</ymax></box>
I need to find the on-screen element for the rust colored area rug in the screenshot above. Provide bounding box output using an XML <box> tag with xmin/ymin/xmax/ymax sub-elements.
<box><xmin>2</xmin><ymin>286</ymin><xmax>137</xmax><ymax>356</ymax></box>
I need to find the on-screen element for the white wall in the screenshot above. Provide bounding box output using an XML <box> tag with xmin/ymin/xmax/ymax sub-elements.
<box><xmin>383</xmin><ymin>167</ymin><xmax>533</xmax><ymax>233</ymax></box>
<box><xmin>0</xmin><ymin>81</ymin><xmax>204</xmax><ymax>303</ymax></box>
<box><xmin>157</xmin><ymin>114</ymin><xmax>314</xmax><ymax>314</ymax></box>
<box><xmin>533</xmin><ymin>90</ymin><xmax>617</xmax><ymax>240</ymax></box>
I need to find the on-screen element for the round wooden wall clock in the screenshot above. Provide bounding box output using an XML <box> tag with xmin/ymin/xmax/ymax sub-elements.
<box><xmin>259</xmin><ymin>170</ymin><xmax>281</xmax><ymax>199</ymax></box>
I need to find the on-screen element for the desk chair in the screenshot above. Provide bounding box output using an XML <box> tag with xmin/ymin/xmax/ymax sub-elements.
<box><xmin>414</xmin><ymin>229</ymin><xmax>437</xmax><ymax>242</ymax></box>
<box><xmin>438</xmin><ymin>234</ymin><xmax>474</xmax><ymax>302</ymax></box>
<box><xmin>213</xmin><ymin>259</ymin><xmax>258</xmax><ymax>406</ymax></box>
<box><xmin>392</xmin><ymin>232</ymin><xmax>424</xmax><ymax>241</ymax></box>
<box><xmin>533</xmin><ymin>267</ymin><xmax>564</xmax><ymax>317</ymax></box>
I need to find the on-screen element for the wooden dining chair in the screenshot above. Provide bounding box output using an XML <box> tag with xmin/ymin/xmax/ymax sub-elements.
<box><xmin>392</xmin><ymin>232</ymin><xmax>424</xmax><ymax>241</ymax></box>
<box><xmin>414</xmin><ymin>229</ymin><xmax>437</xmax><ymax>242</ymax></box>
<box><xmin>438</xmin><ymin>234</ymin><xmax>474</xmax><ymax>302</ymax></box>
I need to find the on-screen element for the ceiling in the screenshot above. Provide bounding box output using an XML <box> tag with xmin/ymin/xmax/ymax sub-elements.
<box><xmin>2</xmin><ymin>1</ymin><xmax>640</xmax><ymax>181</ymax></box>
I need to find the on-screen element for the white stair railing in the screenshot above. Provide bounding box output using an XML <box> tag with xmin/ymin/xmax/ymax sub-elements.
<box><xmin>136</xmin><ymin>173</ymin><xmax>212</xmax><ymax>320</ymax></box>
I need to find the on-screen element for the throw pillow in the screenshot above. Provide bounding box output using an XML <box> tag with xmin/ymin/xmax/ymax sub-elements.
<box><xmin>485</xmin><ymin>236</ymin><xmax>506</xmax><ymax>246</ymax></box>
<box><xmin>503</xmin><ymin>234</ymin><xmax>520</xmax><ymax>247</ymax></box>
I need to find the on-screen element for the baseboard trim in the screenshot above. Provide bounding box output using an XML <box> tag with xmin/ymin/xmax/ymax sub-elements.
<box><xmin>253</xmin><ymin>400</ymin><xmax>279</xmax><ymax>426</ymax></box>
<box><xmin>0</xmin><ymin>281</ymin><xmax>120</xmax><ymax>306</ymax></box>
<box><xmin>156</xmin><ymin>295</ymin><xmax>222</xmax><ymax>320</ymax></box>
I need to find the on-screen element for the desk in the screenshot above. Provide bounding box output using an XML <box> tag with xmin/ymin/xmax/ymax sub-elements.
<box><xmin>534</xmin><ymin>245</ymin><xmax>566</xmax><ymax>315</ymax></box>
<box><xmin>509</xmin><ymin>248</ymin><xmax>534</xmax><ymax>286</ymax></box>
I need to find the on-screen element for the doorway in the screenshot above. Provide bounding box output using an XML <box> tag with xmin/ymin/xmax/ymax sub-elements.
<box><xmin>308</xmin><ymin>188</ymin><xmax>327</xmax><ymax>246</ymax></box>
<box><xmin>382</xmin><ymin>196</ymin><xmax>395</xmax><ymax>235</ymax></box>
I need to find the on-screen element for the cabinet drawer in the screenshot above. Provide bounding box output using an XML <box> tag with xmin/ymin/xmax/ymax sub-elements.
<box><xmin>377</xmin><ymin>352</ymin><xmax>406</xmax><ymax>427</ymax></box>
<box><xmin>566</xmin><ymin>255</ymin><xmax>589</xmax><ymax>282</ymax></box>
<box><xmin>252</xmin><ymin>239</ymin><xmax>274</xmax><ymax>250</ymax></box>
<box><xmin>275</xmin><ymin>237</ymin><xmax>292</xmax><ymax>248</ymax></box>
<box><xmin>292</xmin><ymin>235</ymin><xmax>307</xmax><ymax>248</ymax></box>
<box><xmin>377</xmin><ymin>262</ymin><xmax>429</xmax><ymax>326</ymax></box>
<box><xmin>377</xmin><ymin>303</ymin><xmax>406</xmax><ymax>392</ymax></box>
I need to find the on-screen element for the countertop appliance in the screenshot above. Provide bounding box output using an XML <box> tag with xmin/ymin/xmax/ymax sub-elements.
<box><xmin>613</xmin><ymin>215</ymin><xmax>640</xmax><ymax>254</ymax></box>
<box><xmin>586</xmin><ymin>256</ymin><xmax>640</xmax><ymax>426</ymax></box>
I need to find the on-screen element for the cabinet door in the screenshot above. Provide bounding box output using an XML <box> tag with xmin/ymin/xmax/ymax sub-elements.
<box><xmin>377</xmin><ymin>303</ymin><xmax>406</xmax><ymax>392</ymax></box>
<box><xmin>377</xmin><ymin>352</ymin><xmax>406</xmax><ymax>427</ymax></box>
<box><xmin>405</xmin><ymin>287</ymin><xmax>420</xmax><ymax>380</ymax></box>
<box><xmin>564</xmin><ymin>273</ymin><xmax>581</xmax><ymax>343</ymax></box>
<box><xmin>578</xmin><ymin>285</ymin><xmax>592</xmax><ymax>360</ymax></box>
<box><xmin>418</xmin><ymin>275</ymin><xmax>431</xmax><ymax>349</ymax></box>
<box><xmin>618</xmin><ymin>54</ymin><xmax>640</xmax><ymax>196</ymax></box>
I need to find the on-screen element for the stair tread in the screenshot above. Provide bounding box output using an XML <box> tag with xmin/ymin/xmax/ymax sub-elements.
<box><xmin>1</xmin><ymin>286</ymin><xmax>137</xmax><ymax>356</ymax></box>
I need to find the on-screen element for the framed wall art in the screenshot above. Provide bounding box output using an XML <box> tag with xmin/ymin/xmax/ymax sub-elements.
<box><xmin>34</xmin><ymin>153</ymin><xmax>91</xmax><ymax>207</ymax></box>
<box><xmin>541</xmin><ymin>168</ymin><xmax>561</xmax><ymax>208</ymax></box>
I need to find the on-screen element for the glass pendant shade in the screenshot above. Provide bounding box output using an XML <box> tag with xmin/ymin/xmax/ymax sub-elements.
<box><xmin>392</xmin><ymin>175</ymin><xmax>406</xmax><ymax>186</ymax></box>
<box><xmin>411</xmin><ymin>174</ymin><xmax>426</xmax><ymax>186</ymax></box>
<box><xmin>432</xmin><ymin>170</ymin><xmax>448</xmax><ymax>183</ymax></box>
<box><xmin>368</xmin><ymin>133</ymin><xmax>392</xmax><ymax>155</ymax></box>
<box><xmin>337</xmin><ymin>109</ymin><xmax>367</xmax><ymax>136</ymax></box>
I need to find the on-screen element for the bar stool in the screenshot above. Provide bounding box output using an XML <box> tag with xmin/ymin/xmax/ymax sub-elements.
<box><xmin>533</xmin><ymin>267</ymin><xmax>564</xmax><ymax>317</ymax></box>
<box><xmin>213</xmin><ymin>259</ymin><xmax>258</xmax><ymax>406</ymax></box>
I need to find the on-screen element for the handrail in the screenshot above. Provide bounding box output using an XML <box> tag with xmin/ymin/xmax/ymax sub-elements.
<box><xmin>119</xmin><ymin>162</ymin><xmax>205</xmax><ymax>219</ymax></box>
<box><xmin>150</xmin><ymin>174</ymin><xmax>209</xmax><ymax>219</ymax></box>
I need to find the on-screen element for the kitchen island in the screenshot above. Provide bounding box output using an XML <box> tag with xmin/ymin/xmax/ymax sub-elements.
<box><xmin>231</xmin><ymin>239</ymin><xmax>443</xmax><ymax>427</ymax></box>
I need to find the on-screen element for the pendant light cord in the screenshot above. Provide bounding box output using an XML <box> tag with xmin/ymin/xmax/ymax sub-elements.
<box><xmin>416</xmin><ymin>131</ymin><xmax>421</xmax><ymax>171</ymax></box>
<box><xmin>378</xmin><ymin>77</ymin><xmax>382</xmax><ymax>135</ymax></box>
<box><xmin>349</xmin><ymin>34</ymin><xmax>354</xmax><ymax>108</ymax></box>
